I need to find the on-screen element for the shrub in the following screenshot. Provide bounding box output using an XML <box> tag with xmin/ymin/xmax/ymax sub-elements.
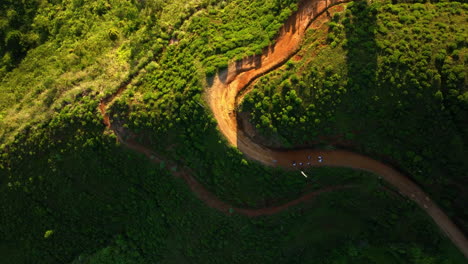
<box><xmin>108</xmin><ymin>28</ymin><xmax>119</xmax><ymax>41</ymax></box>
<box><xmin>205</xmin><ymin>66</ymin><xmax>216</xmax><ymax>77</ymax></box>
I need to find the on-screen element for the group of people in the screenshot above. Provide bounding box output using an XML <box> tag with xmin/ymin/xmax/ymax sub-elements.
<box><xmin>291</xmin><ymin>155</ymin><xmax>323</xmax><ymax>167</ymax></box>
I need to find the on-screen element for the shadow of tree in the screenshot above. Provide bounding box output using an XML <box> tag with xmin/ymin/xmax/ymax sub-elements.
<box><xmin>343</xmin><ymin>1</ymin><xmax>378</xmax><ymax>95</ymax></box>
<box><xmin>339</xmin><ymin>1</ymin><xmax>379</xmax><ymax>134</ymax></box>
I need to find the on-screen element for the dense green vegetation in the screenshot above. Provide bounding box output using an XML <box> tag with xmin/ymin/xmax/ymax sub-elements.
<box><xmin>0</xmin><ymin>0</ymin><xmax>467</xmax><ymax>263</ymax></box>
<box><xmin>1</xmin><ymin>109</ymin><xmax>465</xmax><ymax>262</ymax></box>
<box><xmin>242</xmin><ymin>0</ymin><xmax>468</xmax><ymax>230</ymax></box>
<box><xmin>0</xmin><ymin>1</ymin><xmax>41</xmax><ymax>74</ymax></box>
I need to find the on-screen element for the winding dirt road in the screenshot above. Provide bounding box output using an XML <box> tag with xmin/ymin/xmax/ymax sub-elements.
<box><xmin>207</xmin><ymin>0</ymin><xmax>468</xmax><ymax>258</ymax></box>
<box><xmin>98</xmin><ymin>0</ymin><xmax>468</xmax><ymax>258</ymax></box>
<box><xmin>99</xmin><ymin>104</ymin><xmax>354</xmax><ymax>217</ymax></box>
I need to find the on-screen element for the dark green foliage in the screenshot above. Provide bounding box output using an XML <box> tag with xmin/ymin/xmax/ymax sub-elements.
<box><xmin>0</xmin><ymin>110</ymin><xmax>465</xmax><ymax>263</ymax></box>
<box><xmin>0</xmin><ymin>0</ymin><xmax>41</xmax><ymax>75</ymax></box>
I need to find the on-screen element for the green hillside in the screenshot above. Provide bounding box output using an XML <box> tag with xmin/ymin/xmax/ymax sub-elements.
<box><xmin>0</xmin><ymin>0</ymin><xmax>467</xmax><ymax>263</ymax></box>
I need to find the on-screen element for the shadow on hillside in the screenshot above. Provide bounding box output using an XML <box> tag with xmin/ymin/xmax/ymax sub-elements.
<box><xmin>343</xmin><ymin>1</ymin><xmax>378</xmax><ymax>99</ymax></box>
<box><xmin>340</xmin><ymin>1</ymin><xmax>379</xmax><ymax>138</ymax></box>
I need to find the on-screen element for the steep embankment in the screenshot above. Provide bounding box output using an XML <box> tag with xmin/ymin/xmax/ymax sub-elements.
<box><xmin>208</xmin><ymin>0</ymin><xmax>468</xmax><ymax>259</ymax></box>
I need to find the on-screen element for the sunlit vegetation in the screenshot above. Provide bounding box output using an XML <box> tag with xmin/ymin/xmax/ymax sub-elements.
<box><xmin>0</xmin><ymin>0</ymin><xmax>467</xmax><ymax>263</ymax></box>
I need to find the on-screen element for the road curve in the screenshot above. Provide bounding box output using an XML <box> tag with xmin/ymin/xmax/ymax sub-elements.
<box><xmin>99</xmin><ymin>105</ymin><xmax>354</xmax><ymax>217</ymax></box>
<box><xmin>207</xmin><ymin>0</ymin><xmax>468</xmax><ymax>258</ymax></box>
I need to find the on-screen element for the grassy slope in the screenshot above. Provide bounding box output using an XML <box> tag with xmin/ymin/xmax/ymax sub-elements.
<box><xmin>0</xmin><ymin>0</ymin><xmax>208</xmax><ymax>144</ymax></box>
<box><xmin>0</xmin><ymin>0</ymin><xmax>467</xmax><ymax>263</ymax></box>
